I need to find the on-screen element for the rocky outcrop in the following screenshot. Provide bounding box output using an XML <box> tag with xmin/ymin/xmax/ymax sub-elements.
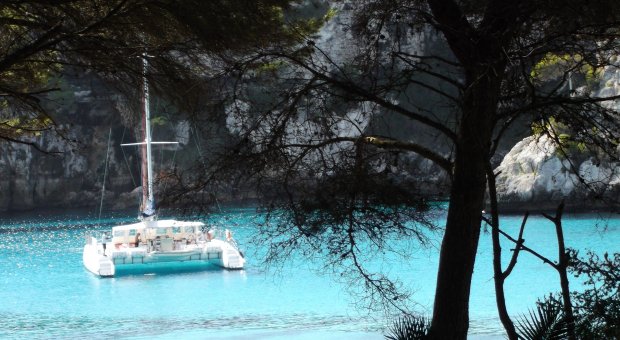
<box><xmin>0</xmin><ymin>73</ymin><xmax>194</xmax><ymax>213</ymax></box>
<box><xmin>495</xmin><ymin>133</ymin><xmax>620</xmax><ymax>212</ymax></box>
<box><xmin>495</xmin><ymin>63</ymin><xmax>620</xmax><ymax>212</ymax></box>
<box><xmin>3</xmin><ymin>4</ymin><xmax>618</xmax><ymax>214</ymax></box>
<box><xmin>0</xmin><ymin>80</ymin><xmax>132</xmax><ymax>212</ymax></box>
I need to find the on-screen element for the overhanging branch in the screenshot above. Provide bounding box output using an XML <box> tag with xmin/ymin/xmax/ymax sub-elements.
<box><xmin>282</xmin><ymin>135</ymin><xmax>453</xmax><ymax>174</ymax></box>
<box><xmin>264</xmin><ymin>51</ymin><xmax>458</xmax><ymax>142</ymax></box>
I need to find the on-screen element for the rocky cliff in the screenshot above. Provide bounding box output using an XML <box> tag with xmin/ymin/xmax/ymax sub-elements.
<box><xmin>495</xmin><ymin>64</ymin><xmax>620</xmax><ymax>212</ymax></box>
<box><xmin>1</xmin><ymin>74</ymin><xmax>124</xmax><ymax>212</ymax></box>
<box><xmin>0</xmin><ymin>72</ymin><xmax>195</xmax><ymax>213</ymax></box>
<box><xmin>3</xmin><ymin>3</ymin><xmax>619</xmax><ymax>213</ymax></box>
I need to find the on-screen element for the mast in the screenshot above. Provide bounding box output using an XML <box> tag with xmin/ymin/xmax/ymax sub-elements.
<box><xmin>119</xmin><ymin>53</ymin><xmax>178</xmax><ymax>219</ymax></box>
<box><xmin>141</xmin><ymin>54</ymin><xmax>156</xmax><ymax>219</ymax></box>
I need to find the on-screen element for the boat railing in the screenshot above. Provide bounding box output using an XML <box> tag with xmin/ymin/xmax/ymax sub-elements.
<box><xmin>207</xmin><ymin>228</ymin><xmax>241</xmax><ymax>250</ymax></box>
<box><xmin>226</xmin><ymin>236</ymin><xmax>240</xmax><ymax>250</ymax></box>
<box><xmin>85</xmin><ymin>233</ymin><xmax>105</xmax><ymax>246</ymax></box>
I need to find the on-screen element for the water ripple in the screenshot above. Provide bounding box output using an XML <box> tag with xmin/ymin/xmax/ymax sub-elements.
<box><xmin>0</xmin><ymin>312</ymin><xmax>379</xmax><ymax>339</ymax></box>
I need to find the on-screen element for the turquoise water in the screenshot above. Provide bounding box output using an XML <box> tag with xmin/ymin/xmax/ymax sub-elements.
<box><xmin>0</xmin><ymin>208</ymin><xmax>618</xmax><ymax>339</ymax></box>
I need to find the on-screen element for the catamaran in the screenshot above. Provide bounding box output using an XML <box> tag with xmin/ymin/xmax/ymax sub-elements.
<box><xmin>83</xmin><ymin>56</ymin><xmax>245</xmax><ymax>277</ymax></box>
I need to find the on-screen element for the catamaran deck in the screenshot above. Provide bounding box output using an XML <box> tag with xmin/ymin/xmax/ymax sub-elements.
<box><xmin>83</xmin><ymin>221</ymin><xmax>244</xmax><ymax>277</ymax></box>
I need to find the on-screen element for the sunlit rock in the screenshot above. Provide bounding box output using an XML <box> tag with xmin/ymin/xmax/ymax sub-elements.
<box><xmin>495</xmin><ymin>134</ymin><xmax>620</xmax><ymax>211</ymax></box>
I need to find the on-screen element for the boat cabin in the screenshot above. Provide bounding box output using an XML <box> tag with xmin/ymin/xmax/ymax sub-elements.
<box><xmin>110</xmin><ymin>220</ymin><xmax>205</xmax><ymax>248</ymax></box>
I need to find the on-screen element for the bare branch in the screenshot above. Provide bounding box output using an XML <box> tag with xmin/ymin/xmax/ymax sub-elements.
<box><xmin>498</xmin><ymin>227</ymin><xmax>559</xmax><ymax>270</ymax></box>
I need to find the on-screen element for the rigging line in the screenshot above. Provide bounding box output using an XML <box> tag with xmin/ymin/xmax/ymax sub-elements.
<box><xmin>161</xmin><ymin>142</ymin><xmax>178</xmax><ymax>195</ymax></box>
<box><xmin>98</xmin><ymin>128</ymin><xmax>113</xmax><ymax>220</ymax></box>
<box><xmin>192</xmin><ymin>125</ymin><xmax>217</xmax><ymax>210</ymax></box>
<box><xmin>170</xmin><ymin>147</ymin><xmax>178</xmax><ymax>171</ymax></box>
<box><xmin>159</xmin><ymin>141</ymin><xmax>164</xmax><ymax>172</ymax></box>
<box><xmin>152</xmin><ymin>96</ymin><xmax>167</xmax><ymax>180</ymax></box>
<box><xmin>120</xmin><ymin>126</ymin><xmax>137</xmax><ymax>188</ymax></box>
<box><xmin>160</xmin><ymin>100</ymin><xmax>178</xmax><ymax>171</ymax></box>
<box><xmin>192</xmin><ymin>125</ymin><xmax>206</xmax><ymax>167</ymax></box>
<box><xmin>153</xmin><ymin>95</ymin><xmax>163</xmax><ymax>172</ymax></box>
<box><xmin>158</xmin><ymin>101</ymin><xmax>175</xmax><ymax>195</ymax></box>
<box><xmin>153</xmin><ymin>96</ymin><xmax>171</xmax><ymax>195</ymax></box>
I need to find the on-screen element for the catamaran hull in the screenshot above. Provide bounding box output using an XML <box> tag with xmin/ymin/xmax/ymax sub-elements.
<box><xmin>83</xmin><ymin>242</ymin><xmax>115</xmax><ymax>277</ymax></box>
<box><xmin>82</xmin><ymin>238</ymin><xmax>244</xmax><ymax>278</ymax></box>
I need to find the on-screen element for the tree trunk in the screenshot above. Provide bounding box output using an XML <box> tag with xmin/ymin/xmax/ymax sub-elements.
<box><xmin>428</xmin><ymin>181</ymin><xmax>485</xmax><ymax>338</ymax></box>
<box><xmin>428</xmin><ymin>107</ymin><xmax>494</xmax><ymax>339</ymax></box>
<box><xmin>427</xmin><ymin>69</ymin><xmax>500</xmax><ymax>339</ymax></box>
<box><xmin>421</xmin><ymin>3</ymin><xmax>513</xmax><ymax>336</ymax></box>
<box><xmin>427</xmin><ymin>153</ymin><xmax>487</xmax><ymax>338</ymax></box>
<box><xmin>544</xmin><ymin>202</ymin><xmax>576</xmax><ymax>340</ymax></box>
<box><xmin>487</xmin><ymin>165</ymin><xmax>519</xmax><ymax>339</ymax></box>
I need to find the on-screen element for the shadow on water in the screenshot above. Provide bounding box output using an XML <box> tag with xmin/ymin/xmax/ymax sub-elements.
<box><xmin>0</xmin><ymin>208</ymin><xmax>216</xmax><ymax>234</ymax></box>
<box><xmin>0</xmin><ymin>209</ymin><xmax>138</xmax><ymax>233</ymax></box>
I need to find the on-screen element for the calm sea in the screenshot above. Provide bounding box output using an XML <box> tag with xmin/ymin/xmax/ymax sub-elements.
<box><xmin>0</xmin><ymin>207</ymin><xmax>617</xmax><ymax>339</ymax></box>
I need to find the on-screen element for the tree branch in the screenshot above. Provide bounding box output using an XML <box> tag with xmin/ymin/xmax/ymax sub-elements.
<box><xmin>266</xmin><ymin>51</ymin><xmax>458</xmax><ymax>142</ymax></box>
<box><xmin>498</xmin><ymin>227</ymin><xmax>559</xmax><ymax>270</ymax></box>
<box><xmin>281</xmin><ymin>135</ymin><xmax>453</xmax><ymax>174</ymax></box>
<box><xmin>502</xmin><ymin>211</ymin><xmax>528</xmax><ymax>279</ymax></box>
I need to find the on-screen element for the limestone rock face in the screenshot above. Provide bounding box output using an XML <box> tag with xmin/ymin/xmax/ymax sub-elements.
<box><xmin>495</xmin><ymin>63</ymin><xmax>620</xmax><ymax>211</ymax></box>
<box><xmin>496</xmin><ymin>135</ymin><xmax>576</xmax><ymax>201</ymax></box>
<box><xmin>495</xmin><ymin>134</ymin><xmax>620</xmax><ymax>211</ymax></box>
<box><xmin>0</xmin><ymin>74</ymin><xmax>191</xmax><ymax>213</ymax></box>
<box><xmin>0</xmin><ymin>103</ymin><xmax>132</xmax><ymax>212</ymax></box>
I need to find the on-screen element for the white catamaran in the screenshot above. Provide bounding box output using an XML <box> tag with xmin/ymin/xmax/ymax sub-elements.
<box><xmin>83</xmin><ymin>56</ymin><xmax>245</xmax><ymax>277</ymax></box>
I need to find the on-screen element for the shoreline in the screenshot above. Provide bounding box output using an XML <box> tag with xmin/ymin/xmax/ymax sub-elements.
<box><xmin>2</xmin><ymin>199</ymin><xmax>620</xmax><ymax>218</ymax></box>
<box><xmin>495</xmin><ymin>200</ymin><xmax>620</xmax><ymax>216</ymax></box>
